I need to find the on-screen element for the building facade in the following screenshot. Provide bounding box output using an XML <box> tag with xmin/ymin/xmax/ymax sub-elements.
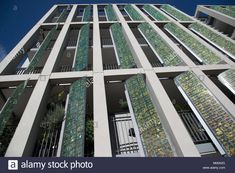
<box><xmin>0</xmin><ymin>4</ymin><xmax>234</xmax><ymax>157</ymax></box>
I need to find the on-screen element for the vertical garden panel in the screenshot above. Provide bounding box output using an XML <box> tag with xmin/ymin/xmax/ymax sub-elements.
<box><xmin>126</xmin><ymin>74</ymin><xmax>174</xmax><ymax>157</ymax></box>
<box><xmin>82</xmin><ymin>5</ymin><xmax>91</xmax><ymax>22</ymax></box>
<box><xmin>73</xmin><ymin>24</ymin><xmax>90</xmax><ymax>71</ymax></box>
<box><xmin>110</xmin><ymin>23</ymin><xmax>136</xmax><ymax>69</ymax></box>
<box><xmin>0</xmin><ymin>80</ymin><xmax>28</xmax><ymax>135</ymax></box>
<box><xmin>61</xmin><ymin>78</ymin><xmax>87</xmax><ymax>157</ymax></box>
<box><xmin>189</xmin><ymin>22</ymin><xmax>235</xmax><ymax>59</ymax></box>
<box><xmin>25</xmin><ymin>26</ymin><xmax>57</xmax><ymax>73</ymax></box>
<box><xmin>124</xmin><ymin>5</ymin><xmax>143</xmax><ymax>21</ymax></box>
<box><xmin>143</xmin><ymin>5</ymin><xmax>169</xmax><ymax>21</ymax></box>
<box><xmin>164</xmin><ymin>23</ymin><xmax>223</xmax><ymax>64</ymax></box>
<box><xmin>175</xmin><ymin>71</ymin><xmax>235</xmax><ymax>156</ymax></box>
<box><xmin>104</xmin><ymin>5</ymin><xmax>117</xmax><ymax>21</ymax></box>
<box><xmin>138</xmin><ymin>22</ymin><xmax>183</xmax><ymax>66</ymax></box>
<box><xmin>210</xmin><ymin>6</ymin><xmax>235</xmax><ymax>18</ymax></box>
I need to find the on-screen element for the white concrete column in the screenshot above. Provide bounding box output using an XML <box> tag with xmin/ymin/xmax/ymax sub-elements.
<box><xmin>5</xmin><ymin>75</ymin><xmax>50</xmax><ymax>156</ymax></box>
<box><xmin>93</xmin><ymin>5</ymin><xmax>103</xmax><ymax>72</ymax></box>
<box><xmin>145</xmin><ymin>71</ymin><xmax>201</xmax><ymax>157</ymax></box>
<box><xmin>93</xmin><ymin>73</ymin><xmax>112</xmax><ymax>156</ymax></box>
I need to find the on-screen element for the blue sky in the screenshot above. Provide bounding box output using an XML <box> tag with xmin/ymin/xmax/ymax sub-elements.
<box><xmin>0</xmin><ymin>0</ymin><xmax>234</xmax><ymax>61</ymax></box>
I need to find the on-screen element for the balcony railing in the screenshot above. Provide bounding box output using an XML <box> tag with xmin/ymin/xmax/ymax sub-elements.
<box><xmin>111</xmin><ymin>113</ymin><xmax>139</xmax><ymax>156</ymax></box>
<box><xmin>175</xmin><ymin>71</ymin><xmax>235</xmax><ymax>156</ymax></box>
<box><xmin>164</xmin><ymin>23</ymin><xmax>223</xmax><ymax>65</ymax></box>
<box><xmin>103</xmin><ymin>64</ymin><xmax>119</xmax><ymax>70</ymax></box>
<box><xmin>16</xmin><ymin>67</ymin><xmax>42</xmax><ymax>74</ymax></box>
<box><xmin>138</xmin><ymin>22</ymin><xmax>183</xmax><ymax>66</ymax></box>
<box><xmin>126</xmin><ymin>74</ymin><xmax>174</xmax><ymax>157</ymax></box>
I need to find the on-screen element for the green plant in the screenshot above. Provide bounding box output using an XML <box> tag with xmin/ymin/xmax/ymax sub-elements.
<box><xmin>119</xmin><ymin>99</ymin><xmax>128</xmax><ymax>109</ymax></box>
<box><xmin>85</xmin><ymin>119</ymin><xmax>94</xmax><ymax>144</ymax></box>
<box><xmin>40</xmin><ymin>104</ymin><xmax>65</xmax><ymax>129</ymax></box>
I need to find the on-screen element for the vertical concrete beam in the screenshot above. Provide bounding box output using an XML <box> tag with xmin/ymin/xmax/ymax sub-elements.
<box><xmin>194</xmin><ymin>5</ymin><xmax>201</xmax><ymax>18</ymax></box>
<box><xmin>93</xmin><ymin>73</ymin><xmax>112</xmax><ymax>156</ymax></box>
<box><xmin>5</xmin><ymin>75</ymin><xmax>50</xmax><ymax>156</ymax></box>
<box><xmin>93</xmin><ymin>5</ymin><xmax>103</xmax><ymax>72</ymax></box>
<box><xmin>145</xmin><ymin>71</ymin><xmax>201</xmax><ymax>157</ymax></box>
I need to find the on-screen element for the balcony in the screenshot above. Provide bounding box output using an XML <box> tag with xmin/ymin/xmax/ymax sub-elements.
<box><xmin>175</xmin><ymin>71</ymin><xmax>235</xmax><ymax>156</ymax></box>
<box><xmin>33</xmin><ymin>78</ymin><xmax>93</xmax><ymax>157</ymax></box>
<box><xmin>164</xmin><ymin>23</ymin><xmax>223</xmax><ymax>65</ymax></box>
<box><xmin>0</xmin><ymin>80</ymin><xmax>35</xmax><ymax>156</ymax></box>
<box><xmin>45</xmin><ymin>6</ymin><xmax>71</xmax><ymax>23</ymax></box>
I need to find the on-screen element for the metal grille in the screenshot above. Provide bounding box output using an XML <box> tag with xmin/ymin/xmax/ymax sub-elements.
<box><xmin>111</xmin><ymin>113</ymin><xmax>139</xmax><ymax>155</ymax></box>
<box><xmin>178</xmin><ymin>111</ymin><xmax>209</xmax><ymax>144</ymax></box>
